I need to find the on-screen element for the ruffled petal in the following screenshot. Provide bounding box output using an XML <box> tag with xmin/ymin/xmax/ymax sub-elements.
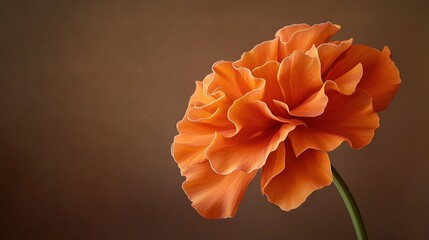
<box><xmin>188</xmin><ymin>61</ymin><xmax>267</xmax><ymax>126</ymax></box>
<box><xmin>229</xmin><ymin>98</ymin><xmax>279</xmax><ymax>131</ymax></box>
<box><xmin>184</xmin><ymin>82</ymin><xmax>233</xmax><ymax>131</ymax></box>
<box><xmin>173</xmin><ymin>80</ymin><xmax>236</xmax><ymax>173</ymax></box>
<box><xmin>206</xmin><ymin>98</ymin><xmax>297</xmax><ymax>174</ymax></box>
<box><xmin>278</xmin><ymin>22</ymin><xmax>341</xmax><ymax>59</ymax></box>
<box><xmin>189</xmin><ymin>81</ymin><xmax>217</xmax><ymax>108</ymax></box>
<box><xmin>273</xmin><ymin>83</ymin><xmax>329</xmax><ymax>118</ymax></box>
<box><xmin>357</xmin><ymin>47</ymin><xmax>401</xmax><ymax>111</ymax></box>
<box><xmin>275</xmin><ymin>23</ymin><xmax>310</xmax><ymax>42</ymax></box>
<box><xmin>260</xmin><ymin>142</ymin><xmax>285</xmax><ymax>191</ymax></box>
<box><xmin>318</xmin><ymin>39</ymin><xmax>353</xmax><ymax>74</ymax></box>
<box><xmin>326</xmin><ymin>45</ymin><xmax>401</xmax><ymax>111</ymax></box>
<box><xmin>288</xmin><ymin>89</ymin><xmax>380</xmax><ymax>156</ymax></box>
<box><xmin>278</xmin><ymin>48</ymin><xmax>324</xmax><ymax>109</ymax></box>
<box><xmin>233</xmin><ymin>38</ymin><xmax>280</xmax><ymax>71</ymax></box>
<box><xmin>288</xmin><ymin>125</ymin><xmax>344</xmax><ymax>157</ymax></box>
<box><xmin>206</xmin><ymin>61</ymin><xmax>262</xmax><ymax>101</ymax></box>
<box><xmin>173</xmin><ymin>107</ymin><xmax>233</xmax><ymax>173</ymax></box>
<box><xmin>186</xmin><ymin>80</ymin><xmax>229</xmax><ymax>124</ymax></box>
<box><xmin>262</xmin><ymin>141</ymin><xmax>332</xmax><ymax>211</ymax></box>
<box><xmin>182</xmin><ymin>161</ymin><xmax>256</xmax><ymax>219</ymax></box>
<box><xmin>287</xmin><ymin>83</ymin><xmax>329</xmax><ymax>117</ymax></box>
<box><xmin>177</xmin><ymin>109</ymin><xmax>227</xmax><ymax>135</ymax></box>
<box><xmin>172</xmin><ymin>133</ymin><xmax>213</xmax><ymax>172</ymax></box>
<box><xmin>206</xmin><ymin>124</ymin><xmax>294</xmax><ymax>175</ymax></box>
<box><xmin>251</xmin><ymin>61</ymin><xmax>284</xmax><ymax>111</ymax></box>
<box><xmin>331</xmin><ymin>63</ymin><xmax>363</xmax><ymax>95</ymax></box>
<box><xmin>187</xmin><ymin>104</ymin><xmax>230</xmax><ymax>126</ymax></box>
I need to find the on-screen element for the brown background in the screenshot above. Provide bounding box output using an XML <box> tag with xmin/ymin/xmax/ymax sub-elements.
<box><xmin>1</xmin><ymin>0</ymin><xmax>428</xmax><ymax>239</ymax></box>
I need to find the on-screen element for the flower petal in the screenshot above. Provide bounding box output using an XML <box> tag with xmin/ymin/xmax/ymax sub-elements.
<box><xmin>260</xmin><ymin>141</ymin><xmax>285</xmax><ymax>191</ymax></box>
<box><xmin>173</xmin><ymin>106</ymin><xmax>233</xmax><ymax>173</ymax></box>
<box><xmin>263</xmin><ymin>141</ymin><xmax>332</xmax><ymax>211</ymax></box>
<box><xmin>173</xmin><ymin>80</ymin><xmax>236</xmax><ymax>173</ymax></box>
<box><xmin>357</xmin><ymin>47</ymin><xmax>401</xmax><ymax>111</ymax></box>
<box><xmin>273</xmin><ymin>81</ymin><xmax>329</xmax><ymax>119</ymax></box>
<box><xmin>279</xmin><ymin>22</ymin><xmax>341</xmax><ymax>59</ymax></box>
<box><xmin>206</xmin><ymin>99</ymin><xmax>297</xmax><ymax>174</ymax></box>
<box><xmin>177</xmin><ymin>108</ymin><xmax>230</xmax><ymax>135</ymax></box>
<box><xmin>184</xmin><ymin>81</ymin><xmax>233</xmax><ymax>130</ymax></box>
<box><xmin>206</xmin><ymin>61</ymin><xmax>261</xmax><ymax>101</ymax></box>
<box><xmin>172</xmin><ymin>133</ymin><xmax>213</xmax><ymax>172</ymax></box>
<box><xmin>331</xmin><ymin>63</ymin><xmax>363</xmax><ymax>95</ymax></box>
<box><xmin>189</xmin><ymin>80</ymin><xmax>217</xmax><ymax>108</ymax></box>
<box><xmin>318</xmin><ymin>39</ymin><xmax>353</xmax><ymax>74</ymax></box>
<box><xmin>182</xmin><ymin>161</ymin><xmax>256</xmax><ymax>219</ymax></box>
<box><xmin>288</xmin><ymin>125</ymin><xmax>344</xmax><ymax>157</ymax></box>
<box><xmin>278</xmin><ymin>49</ymin><xmax>323</xmax><ymax>109</ymax></box>
<box><xmin>233</xmin><ymin>38</ymin><xmax>280</xmax><ymax>71</ymax></box>
<box><xmin>287</xmin><ymin>83</ymin><xmax>329</xmax><ymax>117</ymax></box>
<box><xmin>288</xmin><ymin>89</ymin><xmax>380</xmax><ymax>156</ymax></box>
<box><xmin>207</xmin><ymin>124</ymin><xmax>294</xmax><ymax>175</ymax></box>
<box><xmin>251</xmin><ymin>61</ymin><xmax>284</xmax><ymax>111</ymax></box>
<box><xmin>275</xmin><ymin>23</ymin><xmax>310</xmax><ymax>42</ymax></box>
<box><xmin>326</xmin><ymin>45</ymin><xmax>401</xmax><ymax>111</ymax></box>
<box><xmin>186</xmin><ymin>80</ymin><xmax>227</xmax><ymax>122</ymax></box>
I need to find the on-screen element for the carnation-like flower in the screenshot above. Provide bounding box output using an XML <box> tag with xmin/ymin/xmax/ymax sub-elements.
<box><xmin>172</xmin><ymin>22</ymin><xmax>400</xmax><ymax>219</ymax></box>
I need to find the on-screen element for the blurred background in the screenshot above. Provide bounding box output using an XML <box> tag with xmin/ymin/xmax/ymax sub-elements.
<box><xmin>1</xmin><ymin>0</ymin><xmax>428</xmax><ymax>239</ymax></box>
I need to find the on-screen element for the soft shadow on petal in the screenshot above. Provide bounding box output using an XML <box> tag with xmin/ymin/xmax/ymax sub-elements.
<box><xmin>357</xmin><ymin>47</ymin><xmax>401</xmax><ymax>111</ymax></box>
<box><xmin>206</xmin><ymin>99</ymin><xmax>297</xmax><ymax>174</ymax></box>
<box><xmin>182</xmin><ymin>161</ymin><xmax>257</xmax><ymax>219</ymax></box>
<box><xmin>260</xmin><ymin>142</ymin><xmax>286</xmax><ymax>192</ymax></box>
<box><xmin>278</xmin><ymin>49</ymin><xmax>324</xmax><ymax>109</ymax></box>
<box><xmin>288</xmin><ymin>87</ymin><xmax>328</xmax><ymax>117</ymax></box>
<box><xmin>318</xmin><ymin>39</ymin><xmax>353</xmax><ymax>74</ymax></box>
<box><xmin>330</xmin><ymin>63</ymin><xmax>363</xmax><ymax>95</ymax></box>
<box><xmin>252</xmin><ymin>61</ymin><xmax>284</xmax><ymax>112</ymax></box>
<box><xmin>288</xmin><ymin>89</ymin><xmax>380</xmax><ymax>156</ymax></box>
<box><xmin>326</xmin><ymin>45</ymin><xmax>401</xmax><ymax>111</ymax></box>
<box><xmin>288</xmin><ymin>125</ymin><xmax>344</xmax><ymax>157</ymax></box>
<box><xmin>273</xmin><ymin>85</ymin><xmax>329</xmax><ymax>118</ymax></box>
<box><xmin>262</xmin><ymin>141</ymin><xmax>332</xmax><ymax>211</ymax></box>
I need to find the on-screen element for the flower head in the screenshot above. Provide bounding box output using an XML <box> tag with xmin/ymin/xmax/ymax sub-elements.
<box><xmin>172</xmin><ymin>22</ymin><xmax>401</xmax><ymax>219</ymax></box>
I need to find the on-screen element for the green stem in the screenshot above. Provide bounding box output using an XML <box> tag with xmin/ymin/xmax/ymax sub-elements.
<box><xmin>331</xmin><ymin>165</ymin><xmax>368</xmax><ymax>240</ymax></box>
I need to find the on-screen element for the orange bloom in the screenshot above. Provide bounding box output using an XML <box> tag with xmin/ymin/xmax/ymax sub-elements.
<box><xmin>172</xmin><ymin>22</ymin><xmax>401</xmax><ymax>219</ymax></box>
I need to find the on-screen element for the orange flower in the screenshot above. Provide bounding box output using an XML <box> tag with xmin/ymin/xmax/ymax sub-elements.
<box><xmin>172</xmin><ymin>22</ymin><xmax>401</xmax><ymax>219</ymax></box>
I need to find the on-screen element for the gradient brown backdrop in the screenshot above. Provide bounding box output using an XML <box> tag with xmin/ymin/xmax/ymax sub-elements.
<box><xmin>1</xmin><ymin>0</ymin><xmax>428</xmax><ymax>239</ymax></box>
